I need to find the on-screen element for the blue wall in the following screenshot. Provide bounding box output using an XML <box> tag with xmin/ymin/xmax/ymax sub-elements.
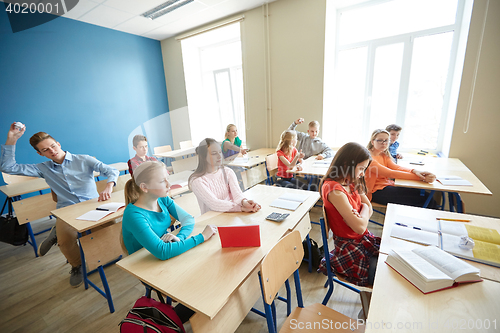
<box><xmin>0</xmin><ymin>10</ymin><xmax>173</xmax><ymax>203</ymax></box>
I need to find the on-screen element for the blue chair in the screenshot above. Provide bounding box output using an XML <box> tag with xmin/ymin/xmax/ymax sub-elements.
<box><xmin>258</xmin><ymin>230</ymin><xmax>365</xmax><ymax>333</ymax></box>
<box><xmin>265</xmin><ymin>153</ymin><xmax>278</xmax><ymax>186</ymax></box>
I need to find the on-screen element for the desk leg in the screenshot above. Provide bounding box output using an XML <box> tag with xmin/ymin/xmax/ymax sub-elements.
<box><xmin>448</xmin><ymin>192</ymin><xmax>463</xmax><ymax>213</ymax></box>
<box><xmin>77</xmin><ymin>232</ymin><xmax>90</xmax><ymax>290</ymax></box>
<box><xmin>422</xmin><ymin>190</ymin><xmax>435</xmax><ymax>208</ymax></box>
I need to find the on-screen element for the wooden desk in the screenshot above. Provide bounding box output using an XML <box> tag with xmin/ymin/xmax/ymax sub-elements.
<box><xmin>0</xmin><ymin>177</ymin><xmax>49</xmax><ymax>198</ymax></box>
<box><xmin>366</xmin><ymin>253</ymin><xmax>500</xmax><ymax>333</ymax></box>
<box><xmin>51</xmin><ymin>190</ymin><xmax>126</xmax><ymax>233</ymax></box>
<box><xmin>154</xmin><ymin>147</ymin><xmax>196</xmax><ymax>159</ymax></box>
<box><xmin>381</xmin><ymin>203</ymin><xmax>500</xmax><ymax>283</ymax></box>
<box><xmin>94</xmin><ymin>162</ymin><xmax>129</xmax><ymax>177</ymax></box>
<box><xmin>396</xmin><ymin>157</ymin><xmax>492</xmax><ymax>196</ymax></box>
<box><xmin>117</xmin><ymin>185</ymin><xmax>320</xmax><ymax>332</ymax></box>
<box><xmin>227</xmin><ymin>148</ymin><xmax>276</xmax><ymax>189</ymax></box>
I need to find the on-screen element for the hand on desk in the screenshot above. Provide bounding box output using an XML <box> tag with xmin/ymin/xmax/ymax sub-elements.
<box><xmin>161</xmin><ymin>233</ymin><xmax>180</xmax><ymax>243</ymax></box>
<box><xmin>241</xmin><ymin>199</ymin><xmax>261</xmax><ymax>213</ymax></box>
<box><xmin>240</xmin><ymin>148</ymin><xmax>248</xmax><ymax>155</ymax></box>
<box><xmin>316</xmin><ymin>155</ymin><xmax>324</xmax><ymax>160</ymax></box>
<box><xmin>412</xmin><ymin>170</ymin><xmax>436</xmax><ymax>183</ymax></box>
<box><xmin>202</xmin><ymin>225</ymin><xmax>218</xmax><ymax>241</ymax></box>
<box><xmin>98</xmin><ymin>182</ymin><xmax>114</xmax><ymax>201</ymax></box>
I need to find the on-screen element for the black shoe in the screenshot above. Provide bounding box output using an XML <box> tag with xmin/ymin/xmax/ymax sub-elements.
<box><xmin>37</xmin><ymin>226</ymin><xmax>57</xmax><ymax>256</ymax></box>
<box><xmin>69</xmin><ymin>265</ymin><xmax>83</xmax><ymax>288</ymax></box>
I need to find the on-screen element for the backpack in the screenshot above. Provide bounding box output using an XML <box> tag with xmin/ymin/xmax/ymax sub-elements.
<box><xmin>119</xmin><ymin>291</ymin><xmax>186</xmax><ymax>333</ymax></box>
<box><xmin>0</xmin><ymin>215</ymin><xmax>28</xmax><ymax>246</ymax></box>
<box><xmin>303</xmin><ymin>237</ymin><xmax>323</xmax><ymax>269</ymax></box>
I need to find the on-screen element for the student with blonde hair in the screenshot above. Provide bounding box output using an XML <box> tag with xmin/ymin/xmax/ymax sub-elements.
<box><xmin>287</xmin><ymin>118</ymin><xmax>333</xmax><ymax>160</ymax></box>
<box><xmin>189</xmin><ymin>138</ymin><xmax>260</xmax><ymax>214</ymax></box>
<box><xmin>275</xmin><ymin>130</ymin><xmax>307</xmax><ymax>190</ymax></box>
<box><xmin>122</xmin><ymin>161</ymin><xmax>217</xmax><ymax>323</ymax></box>
<box><xmin>221</xmin><ymin>124</ymin><xmax>247</xmax><ymax>161</ymax></box>
<box><xmin>365</xmin><ymin>129</ymin><xmax>437</xmax><ymax>207</ymax></box>
<box><xmin>122</xmin><ymin>161</ymin><xmax>216</xmax><ymax>259</ymax></box>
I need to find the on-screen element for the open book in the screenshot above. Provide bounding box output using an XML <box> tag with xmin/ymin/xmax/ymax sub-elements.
<box><xmin>390</xmin><ymin>216</ymin><xmax>500</xmax><ymax>268</ymax></box>
<box><xmin>437</xmin><ymin>175</ymin><xmax>472</xmax><ymax>186</ymax></box>
<box><xmin>76</xmin><ymin>202</ymin><xmax>125</xmax><ymax>222</ymax></box>
<box><xmin>270</xmin><ymin>192</ymin><xmax>309</xmax><ymax>211</ymax></box>
<box><xmin>386</xmin><ymin>246</ymin><xmax>482</xmax><ymax>294</ymax></box>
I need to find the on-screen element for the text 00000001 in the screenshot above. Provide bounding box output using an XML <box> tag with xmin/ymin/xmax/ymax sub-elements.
<box><xmin>5</xmin><ymin>2</ymin><xmax>64</xmax><ymax>15</ymax></box>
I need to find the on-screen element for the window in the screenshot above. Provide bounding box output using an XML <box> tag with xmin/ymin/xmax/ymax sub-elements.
<box><xmin>181</xmin><ymin>23</ymin><xmax>246</xmax><ymax>145</ymax></box>
<box><xmin>323</xmin><ymin>0</ymin><xmax>471</xmax><ymax>152</ymax></box>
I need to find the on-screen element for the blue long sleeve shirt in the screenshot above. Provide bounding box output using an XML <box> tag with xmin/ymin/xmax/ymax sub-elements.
<box><xmin>122</xmin><ymin>196</ymin><xmax>204</xmax><ymax>260</ymax></box>
<box><xmin>0</xmin><ymin>144</ymin><xmax>119</xmax><ymax>209</ymax></box>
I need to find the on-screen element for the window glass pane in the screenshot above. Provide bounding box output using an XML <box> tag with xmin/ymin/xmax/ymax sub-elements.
<box><xmin>339</xmin><ymin>0</ymin><xmax>458</xmax><ymax>45</ymax></box>
<box><xmin>333</xmin><ymin>47</ymin><xmax>367</xmax><ymax>146</ymax></box>
<box><xmin>403</xmin><ymin>32</ymin><xmax>454</xmax><ymax>149</ymax></box>
<box><xmin>369</xmin><ymin>43</ymin><xmax>404</xmax><ymax>133</ymax></box>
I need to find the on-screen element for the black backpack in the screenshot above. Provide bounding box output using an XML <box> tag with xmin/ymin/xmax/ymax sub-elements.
<box><xmin>303</xmin><ymin>238</ymin><xmax>323</xmax><ymax>269</ymax></box>
<box><xmin>0</xmin><ymin>214</ymin><xmax>28</xmax><ymax>246</ymax></box>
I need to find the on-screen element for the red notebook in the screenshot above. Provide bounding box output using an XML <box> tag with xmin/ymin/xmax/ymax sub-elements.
<box><xmin>218</xmin><ymin>225</ymin><xmax>261</xmax><ymax>248</ymax></box>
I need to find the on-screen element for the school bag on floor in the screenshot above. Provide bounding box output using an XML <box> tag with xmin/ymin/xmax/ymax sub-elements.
<box><xmin>119</xmin><ymin>291</ymin><xmax>185</xmax><ymax>333</ymax></box>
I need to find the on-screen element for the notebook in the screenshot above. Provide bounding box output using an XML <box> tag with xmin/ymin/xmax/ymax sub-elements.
<box><xmin>76</xmin><ymin>202</ymin><xmax>125</xmax><ymax>222</ymax></box>
<box><xmin>218</xmin><ymin>225</ymin><xmax>261</xmax><ymax>248</ymax></box>
<box><xmin>437</xmin><ymin>175</ymin><xmax>472</xmax><ymax>186</ymax></box>
<box><xmin>270</xmin><ymin>193</ymin><xmax>310</xmax><ymax>211</ymax></box>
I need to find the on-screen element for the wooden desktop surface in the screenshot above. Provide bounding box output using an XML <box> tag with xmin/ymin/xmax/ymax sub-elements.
<box><xmin>154</xmin><ymin>146</ymin><xmax>196</xmax><ymax>159</ymax></box>
<box><xmin>396</xmin><ymin>157</ymin><xmax>492</xmax><ymax>195</ymax></box>
<box><xmin>380</xmin><ymin>204</ymin><xmax>500</xmax><ymax>283</ymax></box>
<box><xmin>0</xmin><ymin>177</ymin><xmax>49</xmax><ymax>197</ymax></box>
<box><xmin>50</xmin><ymin>190</ymin><xmax>126</xmax><ymax>233</ymax></box>
<box><xmin>227</xmin><ymin>148</ymin><xmax>276</xmax><ymax>168</ymax></box>
<box><xmin>117</xmin><ymin>185</ymin><xmax>320</xmax><ymax>321</ymax></box>
<box><xmin>290</xmin><ymin>155</ymin><xmax>334</xmax><ymax>177</ymax></box>
<box><xmin>366</xmin><ymin>253</ymin><xmax>500</xmax><ymax>333</ymax></box>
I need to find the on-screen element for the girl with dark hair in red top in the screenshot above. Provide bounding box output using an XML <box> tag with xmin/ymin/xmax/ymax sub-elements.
<box><xmin>318</xmin><ymin>142</ymin><xmax>380</xmax><ymax>287</ymax></box>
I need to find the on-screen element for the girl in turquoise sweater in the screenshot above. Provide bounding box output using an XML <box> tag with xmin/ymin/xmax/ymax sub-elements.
<box><xmin>122</xmin><ymin>161</ymin><xmax>217</xmax><ymax>260</ymax></box>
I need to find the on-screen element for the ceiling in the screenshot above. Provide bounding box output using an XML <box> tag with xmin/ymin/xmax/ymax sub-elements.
<box><xmin>25</xmin><ymin>0</ymin><xmax>275</xmax><ymax>40</ymax></box>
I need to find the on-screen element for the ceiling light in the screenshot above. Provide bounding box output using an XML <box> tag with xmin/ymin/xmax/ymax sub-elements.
<box><xmin>142</xmin><ymin>0</ymin><xmax>194</xmax><ymax>20</ymax></box>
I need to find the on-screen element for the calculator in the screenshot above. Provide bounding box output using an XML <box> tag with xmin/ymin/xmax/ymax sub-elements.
<box><xmin>266</xmin><ymin>212</ymin><xmax>290</xmax><ymax>222</ymax></box>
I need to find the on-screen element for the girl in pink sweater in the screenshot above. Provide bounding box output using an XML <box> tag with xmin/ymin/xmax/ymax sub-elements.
<box><xmin>189</xmin><ymin>138</ymin><xmax>261</xmax><ymax>215</ymax></box>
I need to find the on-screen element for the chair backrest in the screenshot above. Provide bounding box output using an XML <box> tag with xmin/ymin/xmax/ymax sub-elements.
<box><xmin>12</xmin><ymin>193</ymin><xmax>57</xmax><ymax>225</ymax></box>
<box><xmin>265</xmin><ymin>153</ymin><xmax>278</xmax><ymax>172</ymax></box>
<box><xmin>2</xmin><ymin>172</ymin><xmax>38</xmax><ymax>185</ymax></box>
<box><xmin>179</xmin><ymin>140</ymin><xmax>193</xmax><ymax>149</ymax></box>
<box><xmin>79</xmin><ymin>222</ymin><xmax>124</xmax><ymax>271</ymax></box>
<box><xmin>260</xmin><ymin>230</ymin><xmax>304</xmax><ymax>305</ymax></box>
<box><xmin>173</xmin><ymin>192</ymin><xmax>201</xmax><ymax>217</ymax></box>
<box><xmin>115</xmin><ymin>173</ymin><xmax>132</xmax><ymax>192</ymax></box>
<box><xmin>171</xmin><ymin>155</ymin><xmax>199</xmax><ymax>174</ymax></box>
<box><xmin>154</xmin><ymin>145</ymin><xmax>172</xmax><ymax>155</ymax></box>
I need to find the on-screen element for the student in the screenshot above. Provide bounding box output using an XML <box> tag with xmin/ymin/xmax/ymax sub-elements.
<box><xmin>189</xmin><ymin>138</ymin><xmax>261</xmax><ymax>215</ymax></box>
<box><xmin>386</xmin><ymin>124</ymin><xmax>403</xmax><ymax>161</ymax></box>
<box><xmin>288</xmin><ymin>118</ymin><xmax>333</xmax><ymax>160</ymax></box>
<box><xmin>122</xmin><ymin>161</ymin><xmax>217</xmax><ymax>323</ymax></box>
<box><xmin>365</xmin><ymin>129</ymin><xmax>437</xmax><ymax>207</ymax></box>
<box><xmin>221</xmin><ymin>124</ymin><xmax>248</xmax><ymax>161</ymax></box>
<box><xmin>0</xmin><ymin>123</ymin><xmax>119</xmax><ymax>287</ymax></box>
<box><xmin>127</xmin><ymin>134</ymin><xmax>161</xmax><ymax>175</ymax></box>
<box><xmin>318</xmin><ymin>142</ymin><xmax>380</xmax><ymax>287</ymax></box>
<box><xmin>275</xmin><ymin>130</ymin><xmax>308</xmax><ymax>190</ymax></box>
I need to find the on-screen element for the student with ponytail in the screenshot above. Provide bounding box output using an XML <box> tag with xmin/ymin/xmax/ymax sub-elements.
<box><xmin>122</xmin><ymin>161</ymin><xmax>217</xmax><ymax>260</ymax></box>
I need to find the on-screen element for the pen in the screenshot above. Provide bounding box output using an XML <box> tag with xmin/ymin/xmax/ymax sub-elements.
<box><xmin>96</xmin><ymin>208</ymin><xmax>109</xmax><ymax>211</ymax></box>
<box><xmin>436</xmin><ymin>218</ymin><xmax>471</xmax><ymax>222</ymax></box>
<box><xmin>395</xmin><ymin>223</ymin><xmax>407</xmax><ymax>227</ymax></box>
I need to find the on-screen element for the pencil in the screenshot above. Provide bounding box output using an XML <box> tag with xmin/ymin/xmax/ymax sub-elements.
<box><xmin>436</xmin><ymin>218</ymin><xmax>471</xmax><ymax>222</ymax></box>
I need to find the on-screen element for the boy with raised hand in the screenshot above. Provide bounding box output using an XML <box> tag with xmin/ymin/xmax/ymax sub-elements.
<box><xmin>0</xmin><ymin>123</ymin><xmax>119</xmax><ymax>287</ymax></box>
<box><xmin>127</xmin><ymin>134</ymin><xmax>161</xmax><ymax>176</ymax></box>
<box><xmin>288</xmin><ymin>118</ymin><xmax>333</xmax><ymax>160</ymax></box>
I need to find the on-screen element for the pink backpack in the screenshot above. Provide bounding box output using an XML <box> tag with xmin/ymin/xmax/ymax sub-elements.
<box><xmin>119</xmin><ymin>293</ymin><xmax>186</xmax><ymax>333</ymax></box>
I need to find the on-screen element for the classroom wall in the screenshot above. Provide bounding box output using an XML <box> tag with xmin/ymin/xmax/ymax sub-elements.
<box><xmin>0</xmin><ymin>11</ymin><xmax>171</xmax><ymax>200</ymax></box>
<box><xmin>161</xmin><ymin>0</ymin><xmax>327</xmax><ymax>149</ymax></box>
<box><xmin>449</xmin><ymin>0</ymin><xmax>500</xmax><ymax>218</ymax></box>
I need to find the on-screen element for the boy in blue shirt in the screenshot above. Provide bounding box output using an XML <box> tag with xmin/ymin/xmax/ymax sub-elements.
<box><xmin>386</xmin><ymin>124</ymin><xmax>403</xmax><ymax>161</ymax></box>
<box><xmin>1</xmin><ymin>123</ymin><xmax>119</xmax><ymax>287</ymax></box>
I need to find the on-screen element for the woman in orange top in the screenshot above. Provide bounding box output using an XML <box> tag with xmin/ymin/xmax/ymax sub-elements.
<box><xmin>365</xmin><ymin>129</ymin><xmax>436</xmax><ymax>207</ymax></box>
